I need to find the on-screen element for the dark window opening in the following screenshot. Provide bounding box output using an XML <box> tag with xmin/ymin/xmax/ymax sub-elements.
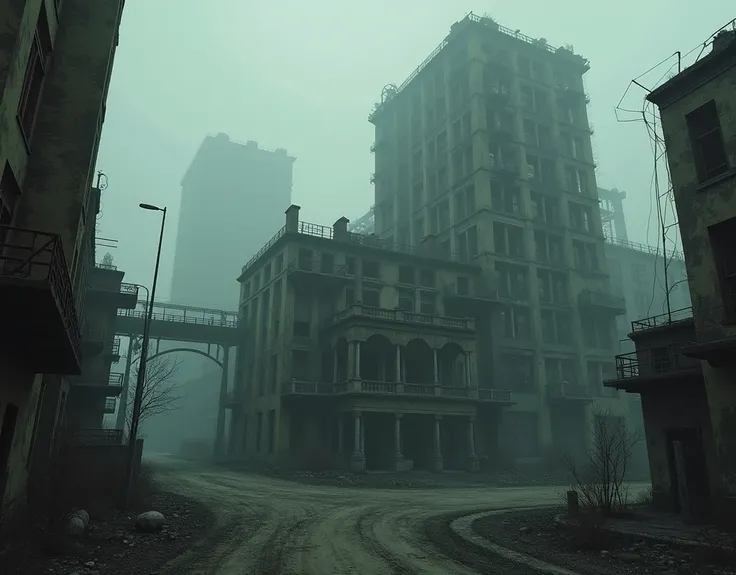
<box><xmin>686</xmin><ymin>100</ymin><xmax>729</xmax><ymax>183</ymax></box>
<box><xmin>17</xmin><ymin>4</ymin><xmax>52</xmax><ymax>141</ymax></box>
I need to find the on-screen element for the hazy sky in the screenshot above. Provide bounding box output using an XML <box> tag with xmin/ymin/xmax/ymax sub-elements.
<box><xmin>94</xmin><ymin>0</ymin><xmax>735</xmax><ymax>306</ymax></box>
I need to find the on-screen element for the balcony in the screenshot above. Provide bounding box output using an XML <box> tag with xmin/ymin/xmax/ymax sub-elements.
<box><xmin>109</xmin><ymin>336</ymin><xmax>121</xmax><ymax>362</ymax></box>
<box><xmin>608</xmin><ymin>346</ymin><xmax>702</xmax><ymax>392</ymax></box>
<box><xmin>89</xmin><ymin>267</ymin><xmax>139</xmax><ymax>310</ymax></box>
<box><xmin>287</xmin><ymin>258</ymin><xmax>351</xmax><ymax>286</ymax></box>
<box><xmin>104</xmin><ymin>397</ymin><xmax>117</xmax><ymax>414</ymax></box>
<box><xmin>578</xmin><ymin>289</ymin><xmax>626</xmax><ymax>315</ymax></box>
<box><xmin>546</xmin><ymin>382</ymin><xmax>592</xmax><ymax>402</ymax></box>
<box><xmin>327</xmin><ymin>304</ymin><xmax>475</xmax><ymax>332</ymax></box>
<box><xmin>72</xmin><ymin>372</ymin><xmax>124</xmax><ymax>396</ymax></box>
<box><xmin>0</xmin><ymin>226</ymin><xmax>82</xmax><ymax>374</ymax></box>
<box><xmin>631</xmin><ymin>307</ymin><xmax>693</xmax><ymax>334</ymax></box>
<box><xmin>281</xmin><ymin>379</ymin><xmax>513</xmax><ymax>403</ymax></box>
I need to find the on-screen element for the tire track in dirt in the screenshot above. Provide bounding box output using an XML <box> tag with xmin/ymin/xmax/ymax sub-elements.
<box><xmin>356</xmin><ymin>508</ymin><xmax>422</xmax><ymax>575</ymax></box>
<box><xmin>252</xmin><ymin>512</ymin><xmax>315</xmax><ymax>575</ymax></box>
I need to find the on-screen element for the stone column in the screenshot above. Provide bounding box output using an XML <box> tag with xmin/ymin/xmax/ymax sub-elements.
<box><xmin>355</xmin><ymin>341</ymin><xmax>362</xmax><ymax>378</ymax></box>
<box><xmin>350</xmin><ymin>411</ymin><xmax>365</xmax><ymax>472</ymax></box>
<box><xmin>433</xmin><ymin>415</ymin><xmax>443</xmax><ymax>472</ymax></box>
<box><xmin>360</xmin><ymin>415</ymin><xmax>365</xmax><ymax>454</ymax></box>
<box><xmin>467</xmin><ymin>416</ymin><xmax>479</xmax><ymax>471</ymax></box>
<box><xmin>465</xmin><ymin>353</ymin><xmax>471</xmax><ymax>386</ymax></box>
<box><xmin>333</xmin><ymin>349</ymin><xmax>339</xmax><ymax>382</ymax></box>
<box><xmin>395</xmin><ymin>345</ymin><xmax>402</xmax><ymax>382</ymax></box>
<box><xmin>394</xmin><ymin>414</ymin><xmax>403</xmax><ymax>458</ymax></box>
<box><xmin>433</xmin><ymin>349</ymin><xmax>439</xmax><ymax>384</ymax></box>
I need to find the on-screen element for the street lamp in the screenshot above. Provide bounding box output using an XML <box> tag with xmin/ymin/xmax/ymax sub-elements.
<box><xmin>124</xmin><ymin>203</ymin><xmax>166</xmax><ymax>509</ymax></box>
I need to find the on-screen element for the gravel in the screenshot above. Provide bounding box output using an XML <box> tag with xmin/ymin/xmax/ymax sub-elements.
<box><xmin>472</xmin><ymin>507</ymin><xmax>736</xmax><ymax>575</ymax></box>
<box><xmin>24</xmin><ymin>492</ymin><xmax>215</xmax><ymax>575</ymax></box>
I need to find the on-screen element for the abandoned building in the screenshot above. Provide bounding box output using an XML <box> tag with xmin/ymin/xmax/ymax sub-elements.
<box><xmin>363</xmin><ymin>14</ymin><xmax>631</xmax><ymax>461</ymax></box>
<box><xmin>0</xmin><ymin>0</ymin><xmax>125</xmax><ymax>502</ymax></box>
<box><xmin>233</xmin><ymin>205</ymin><xmax>517</xmax><ymax>471</ymax></box>
<box><xmin>606</xmin><ymin>29</ymin><xmax>736</xmax><ymax>517</ymax></box>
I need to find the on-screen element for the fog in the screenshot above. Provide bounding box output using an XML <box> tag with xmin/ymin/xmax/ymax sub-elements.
<box><xmin>94</xmin><ymin>1</ymin><xmax>733</xmax><ymax>456</ymax></box>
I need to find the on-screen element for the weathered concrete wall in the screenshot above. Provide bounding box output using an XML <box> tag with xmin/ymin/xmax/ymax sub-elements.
<box><xmin>656</xmin><ymin>49</ymin><xmax>736</xmax><ymax>499</ymax></box>
<box><xmin>640</xmin><ymin>385</ymin><xmax>720</xmax><ymax>510</ymax></box>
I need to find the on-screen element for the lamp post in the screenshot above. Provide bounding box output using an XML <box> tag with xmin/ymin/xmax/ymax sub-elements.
<box><xmin>116</xmin><ymin>283</ymin><xmax>150</xmax><ymax>431</ymax></box>
<box><xmin>124</xmin><ymin>203</ymin><xmax>166</xmax><ymax>509</ymax></box>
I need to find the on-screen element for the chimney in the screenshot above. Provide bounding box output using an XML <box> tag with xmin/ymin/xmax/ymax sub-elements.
<box><xmin>285</xmin><ymin>204</ymin><xmax>301</xmax><ymax>233</ymax></box>
<box><xmin>713</xmin><ymin>30</ymin><xmax>736</xmax><ymax>52</ymax></box>
<box><xmin>333</xmin><ymin>217</ymin><xmax>349</xmax><ymax>241</ymax></box>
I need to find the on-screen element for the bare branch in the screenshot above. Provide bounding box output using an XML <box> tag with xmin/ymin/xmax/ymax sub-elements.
<box><xmin>126</xmin><ymin>356</ymin><xmax>183</xmax><ymax>435</ymax></box>
<box><xmin>564</xmin><ymin>406</ymin><xmax>642</xmax><ymax>515</ymax></box>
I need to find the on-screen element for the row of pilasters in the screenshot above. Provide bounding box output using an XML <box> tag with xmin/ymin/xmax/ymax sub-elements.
<box><xmin>338</xmin><ymin>411</ymin><xmax>478</xmax><ymax>472</ymax></box>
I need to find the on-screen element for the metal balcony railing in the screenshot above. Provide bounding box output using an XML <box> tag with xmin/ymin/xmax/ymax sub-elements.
<box><xmin>281</xmin><ymin>379</ymin><xmax>513</xmax><ymax>402</ymax></box>
<box><xmin>328</xmin><ymin>304</ymin><xmax>475</xmax><ymax>330</ymax></box>
<box><xmin>614</xmin><ymin>346</ymin><xmax>700</xmax><ymax>380</ymax></box>
<box><xmin>631</xmin><ymin>307</ymin><xmax>693</xmax><ymax>333</ymax></box>
<box><xmin>0</xmin><ymin>225</ymin><xmax>81</xmax><ymax>362</ymax></box>
<box><xmin>110</xmin><ymin>337</ymin><xmax>121</xmax><ymax>357</ymax></box>
<box><xmin>95</xmin><ymin>262</ymin><xmax>117</xmax><ymax>271</ymax></box>
<box><xmin>104</xmin><ymin>397</ymin><xmax>117</xmax><ymax>414</ymax></box>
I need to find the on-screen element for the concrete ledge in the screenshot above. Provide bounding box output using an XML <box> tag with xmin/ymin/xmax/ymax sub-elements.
<box><xmin>450</xmin><ymin>508</ymin><xmax>581</xmax><ymax>575</ymax></box>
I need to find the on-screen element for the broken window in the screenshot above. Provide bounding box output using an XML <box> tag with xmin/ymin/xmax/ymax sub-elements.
<box><xmin>496</xmin><ymin>262</ymin><xmax>528</xmax><ymax>300</ymax></box>
<box><xmin>708</xmin><ymin>216</ymin><xmax>736</xmax><ymax>318</ymax></box>
<box><xmin>572</xmin><ymin>240</ymin><xmax>598</xmax><ymax>271</ymax></box>
<box><xmin>537</xmin><ymin>269</ymin><xmax>568</xmax><ymax>304</ymax></box>
<box><xmin>492</xmin><ymin>183</ymin><xmax>521</xmax><ymax>215</ymax></box>
<box><xmin>569</xmin><ymin>202</ymin><xmax>594</xmax><ymax>233</ymax></box>
<box><xmin>502</xmin><ymin>305</ymin><xmax>531</xmax><ymax>339</ymax></box>
<box><xmin>398</xmin><ymin>287</ymin><xmax>415</xmax><ymax>311</ymax></box>
<box><xmin>419</xmin><ymin>290</ymin><xmax>436</xmax><ymax>315</ymax></box>
<box><xmin>686</xmin><ymin>99</ymin><xmax>729</xmax><ymax>183</ymax></box>
<box><xmin>362</xmin><ymin>284</ymin><xmax>381</xmax><ymax>307</ymax></box>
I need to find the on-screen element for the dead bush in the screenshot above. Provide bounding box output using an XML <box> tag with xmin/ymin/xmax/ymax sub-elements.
<box><xmin>635</xmin><ymin>486</ymin><xmax>654</xmax><ymax>507</ymax></box>
<box><xmin>564</xmin><ymin>407</ymin><xmax>642</xmax><ymax>515</ymax></box>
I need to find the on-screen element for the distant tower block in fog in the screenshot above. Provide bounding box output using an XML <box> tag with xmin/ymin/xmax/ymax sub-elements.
<box><xmin>171</xmin><ymin>133</ymin><xmax>295</xmax><ymax>309</ymax></box>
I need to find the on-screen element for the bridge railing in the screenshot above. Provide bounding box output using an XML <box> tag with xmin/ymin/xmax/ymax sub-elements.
<box><xmin>117</xmin><ymin>309</ymin><xmax>239</xmax><ymax>328</ymax></box>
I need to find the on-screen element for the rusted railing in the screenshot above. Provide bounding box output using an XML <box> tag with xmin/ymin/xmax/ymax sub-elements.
<box><xmin>614</xmin><ymin>346</ymin><xmax>700</xmax><ymax>380</ymax></box>
<box><xmin>0</xmin><ymin>225</ymin><xmax>81</xmax><ymax>361</ymax></box>
<box><xmin>117</xmin><ymin>308</ymin><xmax>239</xmax><ymax>328</ymax></box>
<box><xmin>631</xmin><ymin>306</ymin><xmax>693</xmax><ymax>333</ymax></box>
<box><xmin>578</xmin><ymin>289</ymin><xmax>626</xmax><ymax>311</ymax></box>
<box><xmin>329</xmin><ymin>304</ymin><xmax>475</xmax><ymax>330</ymax></box>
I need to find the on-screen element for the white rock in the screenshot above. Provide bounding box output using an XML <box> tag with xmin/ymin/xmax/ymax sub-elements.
<box><xmin>70</xmin><ymin>509</ymin><xmax>90</xmax><ymax>527</ymax></box>
<box><xmin>135</xmin><ymin>510</ymin><xmax>166</xmax><ymax>532</ymax></box>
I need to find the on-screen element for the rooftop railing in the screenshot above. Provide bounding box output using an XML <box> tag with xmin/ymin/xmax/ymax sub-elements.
<box><xmin>604</xmin><ymin>236</ymin><xmax>685</xmax><ymax>261</ymax></box>
<box><xmin>631</xmin><ymin>306</ymin><xmax>693</xmax><ymax>333</ymax></box>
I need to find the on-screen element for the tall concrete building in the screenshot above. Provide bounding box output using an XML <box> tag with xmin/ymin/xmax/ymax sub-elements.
<box><xmin>0</xmin><ymin>0</ymin><xmax>124</xmax><ymax>502</ymax></box>
<box><xmin>172</xmin><ymin>134</ymin><xmax>296</xmax><ymax>310</ymax></box>
<box><xmin>608</xmin><ymin>29</ymin><xmax>736</xmax><ymax>517</ymax></box>
<box><xmin>365</xmin><ymin>14</ymin><xmax>629</xmax><ymax>458</ymax></box>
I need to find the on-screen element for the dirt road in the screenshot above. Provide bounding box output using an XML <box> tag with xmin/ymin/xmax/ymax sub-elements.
<box><xmin>153</xmin><ymin>456</ymin><xmax>564</xmax><ymax>574</ymax></box>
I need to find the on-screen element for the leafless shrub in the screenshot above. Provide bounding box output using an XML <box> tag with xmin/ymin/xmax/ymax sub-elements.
<box><xmin>126</xmin><ymin>356</ymin><xmax>183</xmax><ymax>435</ymax></box>
<box><xmin>635</xmin><ymin>486</ymin><xmax>654</xmax><ymax>506</ymax></box>
<box><xmin>564</xmin><ymin>407</ymin><xmax>643</xmax><ymax>515</ymax></box>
